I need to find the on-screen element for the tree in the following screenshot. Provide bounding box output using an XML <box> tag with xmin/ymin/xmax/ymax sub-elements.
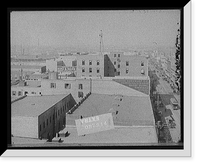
<box><xmin>175</xmin><ymin>27</ymin><xmax>181</xmax><ymax>92</ymax></box>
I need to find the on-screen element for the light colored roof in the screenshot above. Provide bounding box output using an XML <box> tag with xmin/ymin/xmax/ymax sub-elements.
<box><xmin>70</xmin><ymin>93</ymin><xmax>154</xmax><ymax>126</ymax></box>
<box><xmin>12</xmin><ymin>94</ymin><xmax>69</xmax><ymax>117</ymax></box>
<box><xmin>59</xmin><ymin>126</ymin><xmax>158</xmax><ymax>144</ymax></box>
<box><xmin>11</xmin><ymin>65</ymin><xmax>44</xmax><ymax>69</ymax></box>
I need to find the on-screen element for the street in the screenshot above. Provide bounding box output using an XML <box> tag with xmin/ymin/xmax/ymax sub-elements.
<box><xmin>153</xmin><ymin>69</ymin><xmax>181</xmax><ymax>143</ymax></box>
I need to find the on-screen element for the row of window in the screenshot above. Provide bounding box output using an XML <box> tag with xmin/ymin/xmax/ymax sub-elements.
<box><xmin>114</xmin><ymin>69</ymin><xmax>145</xmax><ymax>75</ymax></box>
<box><xmin>82</xmin><ymin>60</ymin><xmax>100</xmax><ymax>66</ymax></box>
<box><xmin>40</xmin><ymin>102</ymin><xmax>69</xmax><ymax>132</ymax></box>
<box><xmin>82</xmin><ymin>68</ymin><xmax>100</xmax><ymax>73</ymax></box>
<box><xmin>12</xmin><ymin>90</ymin><xmax>22</xmax><ymax>96</ymax></box>
<box><xmin>113</xmin><ymin>61</ymin><xmax>144</xmax><ymax>67</ymax></box>
<box><xmin>114</xmin><ymin>54</ymin><xmax>121</xmax><ymax>57</ymax></box>
<box><xmin>50</xmin><ymin>83</ymin><xmax>83</xmax><ymax>90</ymax></box>
<box><xmin>12</xmin><ymin>90</ymin><xmax>39</xmax><ymax>96</ymax></box>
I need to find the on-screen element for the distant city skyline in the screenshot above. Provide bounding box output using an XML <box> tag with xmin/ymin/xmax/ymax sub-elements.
<box><xmin>11</xmin><ymin>10</ymin><xmax>180</xmax><ymax>51</ymax></box>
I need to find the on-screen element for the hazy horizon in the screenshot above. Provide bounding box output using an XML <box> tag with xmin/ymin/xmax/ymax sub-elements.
<box><xmin>11</xmin><ymin>10</ymin><xmax>180</xmax><ymax>53</ymax></box>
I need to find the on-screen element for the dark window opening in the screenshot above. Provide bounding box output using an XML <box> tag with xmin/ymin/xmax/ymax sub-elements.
<box><xmin>79</xmin><ymin>84</ymin><xmax>83</xmax><ymax>89</ymax></box>
<box><xmin>78</xmin><ymin>91</ymin><xmax>84</xmax><ymax>98</ymax></box>
<box><xmin>82</xmin><ymin>60</ymin><xmax>85</xmax><ymax>65</ymax></box>
<box><xmin>50</xmin><ymin>83</ymin><xmax>56</xmax><ymax>88</ymax></box>
<box><xmin>65</xmin><ymin>83</ymin><xmax>71</xmax><ymax>89</ymax></box>
<box><xmin>82</xmin><ymin>68</ymin><xmax>85</xmax><ymax>73</ymax></box>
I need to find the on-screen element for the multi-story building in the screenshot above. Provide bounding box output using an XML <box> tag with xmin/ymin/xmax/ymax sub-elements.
<box><xmin>104</xmin><ymin>52</ymin><xmax>148</xmax><ymax>77</ymax></box>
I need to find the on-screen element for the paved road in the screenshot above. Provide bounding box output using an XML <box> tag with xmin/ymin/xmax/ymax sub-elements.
<box><xmin>152</xmin><ymin>68</ymin><xmax>181</xmax><ymax>143</ymax></box>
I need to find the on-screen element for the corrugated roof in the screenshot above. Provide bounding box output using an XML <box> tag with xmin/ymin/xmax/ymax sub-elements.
<box><xmin>12</xmin><ymin>94</ymin><xmax>69</xmax><ymax>117</ymax></box>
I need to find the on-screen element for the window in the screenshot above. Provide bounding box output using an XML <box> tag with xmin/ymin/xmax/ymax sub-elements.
<box><xmin>78</xmin><ymin>91</ymin><xmax>84</xmax><ymax>98</ymax></box>
<box><xmin>82</xmin><ymin>68</ymin><xmax>85</xmax><ymax>73</ymax></box>
<box><xmin>12</xmin><ymin>91</ymin><xmax>16</xmax><ymax>96</ymax></box>
<box><xmin>141</xmin><ymin>61</ymin><xmax>144</xmax><ymax>66</ymax></box>
<box><xmin>97</xmin><ymin>68</ymin><xmax>100</xmax><ymax>73</ymax></box>
<box><xmin>89</xmin><ymin>68</ymin><xmax>92</xmax><ymax>73</ymax></box>
<box><xmin>126</xmin><ymin>69</ymin><xmax>129</xmax><ymax>74</ymax></box>
<box><xmin>114</xmin><ymin>69</ymin><xmax>116</xmax><ymax>72</ymax></box>
<box><xmin>65</xmin><ymin>83</ymin><xmax>71</xmax><ymax>89</ymax></box>
<box><xmin>117</xmin><ymin>71</ymin><xmax>120</xmax><ymax>76</ymax></box>
<box><xmin>82</xmin><ymin>60</ymin><xmax>85</xmax><ymax>65</ymax></box>
<box><xmin>114</xmin><ymin>61</ymin><xmax>116</xmax><ymax>65</ymax></box>
<box><xmin>118</xmin><ymin>54</ymin><xmax>120</xmax><ymax>57</ymax></box>
<box><xmin>126</xmin><ymin>61</ymin><xmax>129</xmax><ymax>66</ymax></box>
<box><xmin>141</xmin><ymin>69</ymin><xmax>145</xmax><ymax>75</ymax></box>
<box><xmin>43</xmin><ymin>122</ymin><xmax>45</xmax><ymax>129</ymax></box>
<box><xmin>79</xmin><ymin>84</ymin><xmax>83</xmax><ymax>89</ymax></box>
<box><xmin>18</xmin><ymin>91</ymin><xmax>22</xmax><ymax>96</ymax></box>
<box><xmin>97</xmin><ymin>60</ymin><xmax>100</xmax><ymax>65</ymax></box>
<box><xmin>118</xmin><ymin>64</ymin><xmax>120</xmax><ymax>68</ymax></box>
<box><xmin>89</xmin><ymin>60</ymin><xmax>92</xmax><ymax>65</ymax></box>
<box><xmin>50</xmin><ymin>83</ymin><xmax>56</xmax><ymax>88</ymax></box>
<box><xmin>114</xmin><ymin>54</ymin><xmax>116</xmax><ymax>57</ymax></box>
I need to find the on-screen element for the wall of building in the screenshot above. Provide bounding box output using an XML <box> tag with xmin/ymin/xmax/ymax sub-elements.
<box><xmin>11</xmin><ymin>86</ymin><xmax>42</xmax><ymax>97</ymax></box>
<box><xmin>40</xmin><ymin>79</ymin><xmax>91</xmax><ymax>102</ymax></box>
<box><xmin>12</xmin><ymin>116</ymin><xmax>38</xmax><ymax>138</ymax></box>
<box><xmin>76</xmin><ymin>54</ymin><xmax>104</xmax><ymax>78</ymax></box>
<box><xmin>38</xmin><ymin>94</ymin><xmax>76</xmax><ymax>140</ymax></box>
<box><xmin>113</xmin><ymin>78</ymin><xmax>150</xmax><ymax>95</ymax></box>
<box><xmin>91</xmin><ymin>78</ymin><xmax>148</xmax><ymax>96</ymax></box>
<box><xmin>46</xmin><ymin>59</ymin><xmax>57</xmax><ymax>72</ymax></box>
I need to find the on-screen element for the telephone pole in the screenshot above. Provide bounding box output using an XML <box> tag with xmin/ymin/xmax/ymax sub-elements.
<box><xmin>99</xmin><ymin>30</ymin><xmax>104</xmax><ymax>55</ymax></box>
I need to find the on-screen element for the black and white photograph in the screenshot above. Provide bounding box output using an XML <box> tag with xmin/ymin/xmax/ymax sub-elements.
<box><xmin>4</xmin><ymin>2</ymin><xmax>192</xmax><ymax>157</ymax></box>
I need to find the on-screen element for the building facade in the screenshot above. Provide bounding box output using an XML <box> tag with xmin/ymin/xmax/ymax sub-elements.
<box><xmin>104</xmin><ymin>52</ymin><xmax>148</xmax><ymax>77</ymax></box>
<box><xmin>76</xmin><ymin>54</ymin><xmax>104</xmax><ymax>78</ymax></box>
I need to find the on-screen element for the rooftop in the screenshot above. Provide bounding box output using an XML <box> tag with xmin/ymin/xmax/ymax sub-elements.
<box><xmin>11</xmin><ymin>65</ymin><xmax>45</xmax><ymax>70</ymax></box>
<box><xmin>67</xmin><ymin>93</ymin><xmax>155</xmax><ymax>126</ymax></box>
<box><xmin>12</xmin><ymin>94</ymin><xmax>69</xmax><ymax>117</ymax></box>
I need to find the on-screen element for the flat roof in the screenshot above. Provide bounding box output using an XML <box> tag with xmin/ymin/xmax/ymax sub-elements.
<box><xmin>12</xmin><ymin>94</ymin><xmax>69</xmax><ymax>117</ymax></box>
<box><xmin>69</xmin><ymin>93</ymin><xmax>154</xmax><ymax>126</ymax></box>
<box><xmin>11</xmin><ymin>65</ymin><xmax>44</xmax><ymax>69</ymax></box>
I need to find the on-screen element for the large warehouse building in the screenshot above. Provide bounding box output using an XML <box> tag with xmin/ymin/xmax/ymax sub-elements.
<box><xmin>11</xmin><ymin>94</ymin><xmax>76</xmax><ymax>140</ymax></box>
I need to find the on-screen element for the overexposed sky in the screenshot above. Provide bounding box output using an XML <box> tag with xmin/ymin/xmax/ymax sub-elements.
<box><xmin>11</xmin><ymin>10</ymin><xmax>180</xmax><ymax>49</ymax></box>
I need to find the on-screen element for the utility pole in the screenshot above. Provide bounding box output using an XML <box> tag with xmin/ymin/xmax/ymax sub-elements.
<box><xmin>99</xmin><ymin>30</ymin><xmax>104</xmax><ymax>55</ymax></box>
